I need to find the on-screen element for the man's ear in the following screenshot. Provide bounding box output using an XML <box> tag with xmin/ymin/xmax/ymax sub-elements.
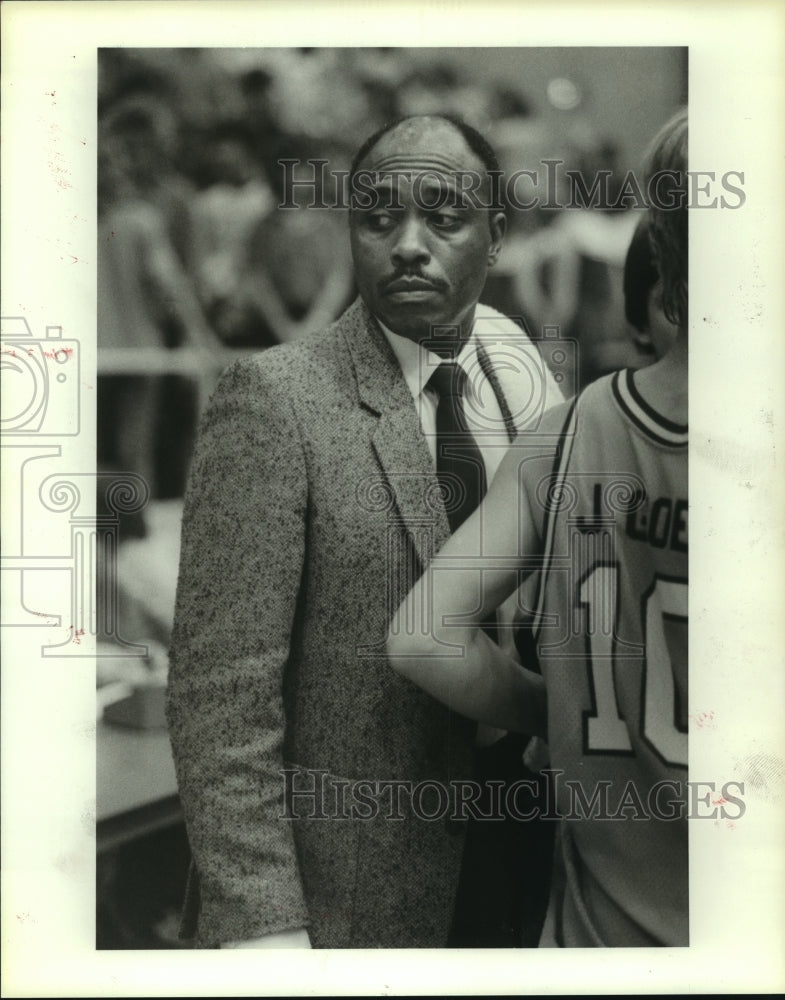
<box><xmin>487</xmin><ymin>211</ymin><xmax>507</xmax><ymax>267</ymax></box>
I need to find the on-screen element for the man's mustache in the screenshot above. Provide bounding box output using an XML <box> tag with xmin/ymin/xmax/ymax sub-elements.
<box><xmin>380</xmin><ymin>273</ymin><xmax>447</xmax><ymax>293</ymax></box>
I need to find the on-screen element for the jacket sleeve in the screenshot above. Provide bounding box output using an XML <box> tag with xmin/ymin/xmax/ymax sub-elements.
<box><xmin>166</xmin><ymin>355</ymin><xmax>310</xmax><ymax>945</ymax></box>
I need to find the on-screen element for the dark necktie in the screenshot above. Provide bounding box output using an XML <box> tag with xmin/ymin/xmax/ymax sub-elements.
<box><xmin>428</xmin><ymin>360</ymin><xmax>487</xmax><ymax>532</ymax></box>
<box><xmin>428</xmin><ymin>359</ymin><xmax>497</xmax><ymax>642</ymax></box>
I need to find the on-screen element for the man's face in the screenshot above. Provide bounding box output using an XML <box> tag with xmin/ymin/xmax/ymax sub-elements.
<box><xmin>349</xmin><ymin>119</ymin><xmax>506</xmax><ymax>345</ymax></box>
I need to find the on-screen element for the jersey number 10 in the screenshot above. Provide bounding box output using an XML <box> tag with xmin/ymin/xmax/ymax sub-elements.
<box><xmin>580</xmin><ymin>567</ymin><xmax>688</xmax><ymax>768</ymax></box>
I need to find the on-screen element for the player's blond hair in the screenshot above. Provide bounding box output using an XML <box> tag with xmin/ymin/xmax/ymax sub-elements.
<box><xmin>644</xmin><ymin>107</ymin><xmax>688</xmax><ymax>329</ymax></box>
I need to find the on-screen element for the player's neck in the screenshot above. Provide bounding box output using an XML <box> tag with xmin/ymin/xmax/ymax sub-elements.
<box><xmin>632</xmin><ymin>331</ymin><xmax>688</xmax><ymax>426</ymax></box>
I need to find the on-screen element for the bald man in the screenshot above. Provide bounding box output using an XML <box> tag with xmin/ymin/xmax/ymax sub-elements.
<box><xmin>167</xmin><ymin>114</ymin><xmax>563</xmax><ymax>948</ymax></box>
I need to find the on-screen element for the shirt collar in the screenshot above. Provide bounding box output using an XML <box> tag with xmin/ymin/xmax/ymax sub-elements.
<box><xmin>376</xmin><ymin>317</ymin><xmax>479</xmax><ymax>401</ymax></box>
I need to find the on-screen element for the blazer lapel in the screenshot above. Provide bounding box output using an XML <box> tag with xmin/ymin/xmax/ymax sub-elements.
<box><xmin>476</xmin><ymin>341</ymin><xmax>516</xmax><ymax>443</ymax></box>
<box><xmin>341</xmin><ymin>299</ymin><xmax>451</xmax><ymax>568</ymax></box>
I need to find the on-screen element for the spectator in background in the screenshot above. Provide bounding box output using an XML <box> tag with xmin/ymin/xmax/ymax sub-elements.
<box><xmin>238</xmin><ymin>66</ymin><xmax>287</xmax><ymax>188</ymax></box>
<box><xmin>188</xmin><ymin>121</ymin><xmax>275</xmax><ymax>346</ymax></box>
<box><xmin>101</xmin><ymin>95</ymin><xmax>196</xmax><ymax>268</ymax></box>
<box><xmin>346</xmin><ymin>47</ymin><xmax>408</xmax><ymax>126</ymax></box>
<box><xmin>97</xmin><ymin>125</ymin><xmax>215</xmax><ymax>498</ymax></box>
<box><xmin>483</xmin><ymin>114</ymin><xmax>650</xmax><ymax>391</ymax></box>
<box><xmin>489</xmin><ymin>83</ymin><xmax>532</xmax><ymax>121</ymax></box>
<box><xmin>266</xmin><ymin>48</ymin><xmax>383</xmax><ymax>147</ymax></box>
<box><xmin>396</xmin><ymin>63</ymin><xmax>497</xmax><ymax>133</ymax></box>
<box><xmin>483</xmin><ymin>116</ymin><xmax>582</xmax><ymax>341</ymax></box>
<box><xmin>237</xmin><ymin>148</ymin><xmax>355</xmax><ymax>345</ymax></box>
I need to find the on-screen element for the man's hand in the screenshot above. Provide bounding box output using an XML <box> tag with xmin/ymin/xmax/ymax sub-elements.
<box><xmin>222</xmin><ymin>928</ymin><xmax>312</xmax><ymax>949</ymax></box>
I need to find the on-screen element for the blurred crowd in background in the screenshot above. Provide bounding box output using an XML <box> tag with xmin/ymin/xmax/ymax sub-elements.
<box><xmin>97</xmin><ymin>46</ymin><xmax>686</xmax><ymax>500</ymax></box>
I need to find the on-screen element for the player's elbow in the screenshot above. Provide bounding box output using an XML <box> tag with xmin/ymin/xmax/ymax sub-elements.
<box><xmin>386</xmin><ymin>629</ymin><xmax>423</xmax><ymax>681</ymax></box>
<box><xmin>387</xmin><ymin>622</ymin><xmax>450</xmax><ymax>684</ymax></box>
<box><xmin>386</xmin><ymin>625</ymin><xmax>473</xmax><ymax>689</ymax></box>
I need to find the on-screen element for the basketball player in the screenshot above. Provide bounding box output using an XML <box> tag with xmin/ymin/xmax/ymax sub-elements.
<box><xmin>387</xmin><ymin>107</ymin><xmax>688</xmax><ymax>947</ymax></box>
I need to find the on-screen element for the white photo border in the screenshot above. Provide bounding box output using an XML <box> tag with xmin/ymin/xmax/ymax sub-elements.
<box><xmin>2</xmin><ymin>0</ymin><xmax>784</xmax><ymax>995</ymax></box>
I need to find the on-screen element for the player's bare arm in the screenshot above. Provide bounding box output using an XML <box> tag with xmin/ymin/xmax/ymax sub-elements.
<box><xmin>386</xmin><ymin>442</ymin><xmax>547</xmax><ymax>736</ymax></box>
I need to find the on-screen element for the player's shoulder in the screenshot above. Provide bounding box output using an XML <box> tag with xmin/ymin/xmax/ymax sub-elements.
<box><xmin>561</xmin><ymin>370</ymin><xmax>619</xmax><ymax>430</ymax></box>
<box><xmin>574</xmin><ymin>370</ymin><xmax>621</xmax><ymax>425</ymax></box>
<box><xmin>508</xmin><ymin>372</ymin><xmax>619</xmax><ymax>454</ymax></box>
<box><xmin>609</xmin><ymin>367</ymin><xmax>688</xmax><ymax>449</ymax></box>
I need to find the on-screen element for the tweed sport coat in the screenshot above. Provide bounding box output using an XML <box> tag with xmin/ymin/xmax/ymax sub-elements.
<box><xmin>166</xmin><ymin>297</ymin><xmax>562</xmax><ymax>948</ymax></box>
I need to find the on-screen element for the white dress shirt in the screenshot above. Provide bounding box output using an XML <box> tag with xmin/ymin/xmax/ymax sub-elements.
<box><xmin>378</xmin><ymin>319</ymin><xmax>511</xmax><ymax>485</ymax></box>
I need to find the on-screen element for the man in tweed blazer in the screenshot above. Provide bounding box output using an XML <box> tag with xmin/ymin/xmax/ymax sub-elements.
<box><xmin>167</xmin><ymin>115</ymin><xmax>563</xmax><ymax>948</ymax></box>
